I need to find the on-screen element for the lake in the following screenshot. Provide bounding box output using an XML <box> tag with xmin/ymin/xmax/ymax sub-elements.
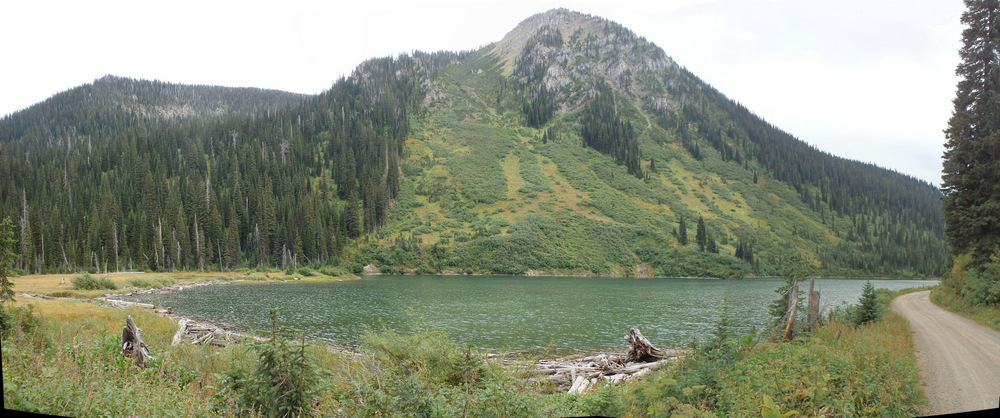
<box><xmin>130</xmin><ymin>276</ymin><xmax>935</xmax><ymax>353</ymax></box>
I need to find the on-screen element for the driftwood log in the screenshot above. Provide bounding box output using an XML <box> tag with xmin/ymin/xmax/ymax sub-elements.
<box><xmin>625</xmin><ymin>327</ymin><xmax>665</xmax><ymax>362</ymax></box>
<box><xmin>122</xmin><ymin>315</ymin><xmax>153</xmax><ymax>368</ymax></box>
<box><xmin>531</xmin><ymin>328</ymin><xmax>677</xmax><ymax>394</ymax></box>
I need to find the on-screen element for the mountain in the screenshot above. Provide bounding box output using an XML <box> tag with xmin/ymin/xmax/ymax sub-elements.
<box><xmin>0</xmin><ymin>9</ymin><xmax>947</xmax><ymax>278</ymax></box>
<box><xmin>0</xmin><ymin>75</ymin><xmax>308</xmax><ymax>142</ymax></box>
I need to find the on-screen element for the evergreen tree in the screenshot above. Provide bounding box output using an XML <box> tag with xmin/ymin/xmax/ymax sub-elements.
<box><xmin>854</xmin><ymin>281</ymin><xmax>880</xmax><ymax>326</ymax></box>
<box><xmin>942</xmin><ymin>0</ymin><xmax>1000</xmax><ymax>262</ymax></box>
<box><xmin>696</xmin><ymin>216</ymin><xmax>707</xmax><ymax>252</ymax></box>
<box><xmin>1</xmin><ymin>217</ymin><xmax>16</xmax><ymax>303</ymax></box>
<box><xmin>678</xmin><ymin>217</ymin><xmax>688</xmax><ymax>246</ymax></box>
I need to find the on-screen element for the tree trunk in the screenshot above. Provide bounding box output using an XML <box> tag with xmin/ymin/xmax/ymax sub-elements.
<box><xmin>807</xmin><ymin>278</ymin><xmax>821</xmax><ymax>331</ymax></box>
<box><xmin>783</xmin><ymin>277</ymin><xmax>799</xmax><ymax>341</ymax></box>
<box><xmin>625</xmin><ymin>328</ymin><xmax>665</xmax><ymax>362</ymax></box>
<box><xmin>122</xmin><ymin>315</ymin><xmax>152</xmax><ymax>368</ymax></box>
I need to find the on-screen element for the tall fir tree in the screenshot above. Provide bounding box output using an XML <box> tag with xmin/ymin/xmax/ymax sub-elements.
<box><xmin>943</xmin><ymin>0</ymin><xmax>1000</xmax><ymax>261</ymax></box>
<box><xmin>1</xmin><ymin>217</ymin><xmax>17</xmax><ymax>303</ymax></box>
<box><xmin>696</xmin><ymin>216</ymin><xmax>707</xmax><ymax>252</ymax></box>
<box><xmin>678</xmin><ymin>217</ymin><xmax>688</xmax><ymax>246</ymax></box>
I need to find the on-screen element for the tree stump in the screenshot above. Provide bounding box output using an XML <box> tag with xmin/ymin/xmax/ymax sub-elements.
<box><xmin>624</xmin><ymin>328</ymin><xmax>665</xmax><ymax>362</ymax></box>
<box><xmin>122</xmin><ymin>315</ymin><xmax>153</xmax><ymax>368</ymax></box>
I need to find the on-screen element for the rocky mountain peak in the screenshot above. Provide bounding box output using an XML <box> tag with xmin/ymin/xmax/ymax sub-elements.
<box><xmin>488</xmin><ymin>8</ymin><xmax>681</xmax><ymax>113</ymax></box>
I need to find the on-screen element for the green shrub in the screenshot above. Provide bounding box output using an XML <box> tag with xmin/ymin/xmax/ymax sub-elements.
<box><xmin>128</xmin><ymin>276</ymin><xmax>175</xmax><ymax>289</ymax></box>
<box><xmin>0</xmin><ymin>304</ymin><xmax>40</xmax><ymax>339</ymax></box>
<box><xmin>318</xmin><ymin>265</ymin><xmax>352</xmax><ymax>277</ymax></box>
<box><xmin>212</xmin><ymin>310</ymin><xmax>321</xmax><ymax>417</ymax></box>
<box><xmin>962</xmin><ymin>267</ymin><xmax>1000</xmax><ymax>306</ymax></box>
<box><xmin>70</xmin><ymin>273</ymin><xmax>118</xmax><ymax>291</ymax></box>
<box><xmin>336</xmin><ymin>327</ymin><xmax>594</xmax><ymax>416</ymax></box>
<box><xmin>854</xmin><ymin>281</ymin><xmax>881</xmax><ymax>326</ymax></box>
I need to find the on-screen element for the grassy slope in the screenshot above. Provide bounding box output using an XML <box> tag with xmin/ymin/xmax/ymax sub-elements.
<box><xmin>365</xmin><ymin>47</ymin><xmax>882</xmax><ymax>278</ymax></box>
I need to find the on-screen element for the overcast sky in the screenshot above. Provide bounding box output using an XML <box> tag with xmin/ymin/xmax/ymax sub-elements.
<box><xmin>1</xmin><ymin>0</ymin><xmax>964</xmax><ymax>186</ymax></box>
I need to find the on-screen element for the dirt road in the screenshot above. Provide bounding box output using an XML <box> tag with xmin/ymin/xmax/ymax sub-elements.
<box><xmin>891</xmin><ymin>291</ymin><xmax>1000</xmax><ymax>415</ymax></box>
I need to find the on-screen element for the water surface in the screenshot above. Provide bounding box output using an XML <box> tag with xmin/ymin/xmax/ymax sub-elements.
<box><xmin>132</xmin><ymin>276</ymin><xmax>934</xmax><ymax>352</ymax></box>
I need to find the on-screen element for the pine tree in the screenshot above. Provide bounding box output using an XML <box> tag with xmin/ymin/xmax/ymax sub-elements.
<box><xmin>678</xmin><ymin>217</ymin><xmax>688</xmax><ymax>246</ymax></box>
<box><xmin>696</xmin><ymin>216</ymin><xmax>707</xmax><ymax>252</ymax></box>
<box><xmin>854</xmin><ymin>281</ymin><xmax>880</xmax><ymax>325</ymax></box>
<box><xmin>1</xmin><ymin>217</ymin><xmax>17</xmax><ymax>303</ymax></box>
<box><xmin>943</xmin><ymin>0</ymin><xmax>1000</xmax><ymax>261</ymax></box>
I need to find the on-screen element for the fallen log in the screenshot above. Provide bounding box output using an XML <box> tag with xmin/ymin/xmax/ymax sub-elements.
<box><xmin>107</xmin><ymin>299</ymin><xmax>155</xmax><ymax>310</ymax></box>
<box><xmin>529</xmin><ymin>330</ymin><xmax>678</xmax><ymax>394</ymax></box>
<box><xmin>121</xmin><ymin>315</ymin><xmax>153</xmax><ymax>368</ymax></box>
<box><xmin>171</xmin><ymin>319</ymin><xmax>189</xmax><ymax>346</ymax></box>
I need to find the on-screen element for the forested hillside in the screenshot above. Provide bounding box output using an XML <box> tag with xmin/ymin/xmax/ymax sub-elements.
<box><xmin>0</xmin><ymin>9</ymin><xmax>946</xmax><ymax>278</ymax></box>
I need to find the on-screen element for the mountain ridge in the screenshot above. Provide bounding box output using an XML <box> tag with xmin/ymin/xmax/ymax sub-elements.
<box><xmin>0</xmin><ymin>9</ymin><xmax>947</xmax><ymax>277</ymax></box>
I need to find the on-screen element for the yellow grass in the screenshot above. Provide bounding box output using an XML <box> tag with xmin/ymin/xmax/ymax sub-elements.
<box><xmin>538</xmin><ymin>157</ymin><xmax>610</xmax><ymax>223</ymax></box>
<box><xmin>9</xmin><ymin>271</ymin><xmax>301</xmax><ymax>297</ymax></box>
<box><xmin>502</xmin><ymin>153</ymin><xmax>526</xmax><ymax>199</ymax></box>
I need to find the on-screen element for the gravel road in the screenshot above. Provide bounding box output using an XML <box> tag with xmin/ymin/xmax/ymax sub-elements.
<box><xmin>891</xmin><ymin>290</ymin><xmax>1000</xmax><ymax>415</ymax></box>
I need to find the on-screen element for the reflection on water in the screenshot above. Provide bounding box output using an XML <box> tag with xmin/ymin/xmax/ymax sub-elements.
<box><xmin>132</xmin><ymin>276</ymin><xmax>935</xmax><ymax>352</ymax></box>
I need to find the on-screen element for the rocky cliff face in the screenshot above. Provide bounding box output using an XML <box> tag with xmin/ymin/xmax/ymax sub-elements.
<box><xmin>488</xmin><ymin>8</ymin><xmax>687</xmax><ymax>112</ymax></box>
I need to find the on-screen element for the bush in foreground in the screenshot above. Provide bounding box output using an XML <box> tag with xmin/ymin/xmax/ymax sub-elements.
<box><xmin>212</xmin><ymin>310</ymin><xmax>321</xmax><ymax>417</ymax></box>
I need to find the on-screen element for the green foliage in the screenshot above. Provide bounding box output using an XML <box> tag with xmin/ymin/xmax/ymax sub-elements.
<box><xmin>854</xmin><ymin>281</ymin><xmax>881</xmax><ymax>326</ymax></box>
<box><xmin>614</xmin><ymin>286</ymin><xmax>922</xmax><ymax>417</ymax></box>
<box><xmin>213</xmin><ymin>309</ymin><xmax>321</xmax><ymax>417</ymax></box>
<box><xmin>335</xmin><ymin>327</ymin><xmax>590</xmax><ymax>417</ymax></box>
<box><xmin>70</xmin><ymin>273</ymin><xmax>118</xmax><ymax>291</ymax></box>
<box><xmin>761</xmin><ymin>394</ymin><xmax>798</xmax><ymax>418</ymax></box>
<box><xmin>580</xmin><ymin>81</ymin><xmax>642</xmax><ymax>178</ymax></box>
<box><xmin>128</xmin><ymin>275</ymin><xmax>175</xmax><ymax>289</ymax></box>
<box><xmin>0</xmin><ymin>304</ymin><xmax>39</xmax><ymax>339</ymax></box>
<box><xmin>3</xmin><ymin>322</ymin><xmax>205</xmax><ymax>416</ymax></box>
<box><xmin>931</xmin><ymin>284</ymin><xmax>1000</xmax><ymax>331</ymax></box>
<box><xmin>769</xmin><ymin>276</ymin><xmax>802</xmax><ymax>327</ymax></box>
<box><xmin>0</xmin><ymin>217</ymin><xmax>15</xmax><ymax>303</ymax></box>
<box><xmin>942</xmin><ymin>0</ymin><xmax>1000</xmax><ymax>261</ymax></box>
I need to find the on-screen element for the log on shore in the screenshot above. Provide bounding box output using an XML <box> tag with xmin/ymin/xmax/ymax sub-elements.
<box><xmin>530</xmin><ymin>329</ymin><xmax>679</xmax><ymax>394</ymax></box>
<box><xmin>106</xmin><ymin>299</ymin><xmax>155</xmax><ymax>310</ymax></box>
<box><xmin>173</xmin><ymin>318</ymin><xmax>265</xmax><ymax>347</ymax></box>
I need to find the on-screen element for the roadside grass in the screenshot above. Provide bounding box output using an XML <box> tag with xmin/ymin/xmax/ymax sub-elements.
<box><xmin>930</xmin><ymin>286</ymin><xmax>1000</xmax><ymax>332</ymax></box>
<box><xmin>605</xmin><ymin>287</ymin><xmax>925</xmax><ymax>417</ymax></box>
<box><xmin>716</xmin><ymin>312</ymin><xmax>921</xmax><ymax>416</ymax></box>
